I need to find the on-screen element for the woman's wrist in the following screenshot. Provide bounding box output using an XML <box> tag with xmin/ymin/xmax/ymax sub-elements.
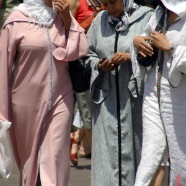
<box><xmin>123</xmin><ymin>53</ymin><xmax>131</xmax><ymax>63</ymax></box>
<box><xmin>59</xmin><ymin>11</ymin><xmax>72</xmax><ymax>32</ymax></box>
<box><xmin>127</xmin><ymin>53</ymin><xmax>131</xmax><ymax>62</ymax></box>
<box><xmin>165</xmin><ymin>44</ymin><xmax>175</xmax><ymax>56</ymax></box>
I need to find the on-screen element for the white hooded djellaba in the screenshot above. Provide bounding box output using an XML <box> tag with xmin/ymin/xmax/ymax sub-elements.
<box><xmin>131</xmin><ymin>0</ymin><xmax>186</xmax><ymax>185</ymax></box>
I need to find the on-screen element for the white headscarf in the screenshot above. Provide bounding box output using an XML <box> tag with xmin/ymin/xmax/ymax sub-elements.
<box><xmin>13</xmin><ymin>0</ymin><xmax>57</xmax><ymax>27</ymax></box>
<box><xmin>108</xmin><ymin>0</ymin><xmax>139</xmax><ymax>31</ymax></box>
<box><xmin>161</xmin><ymin>0</ymin><xmax>186</xmax><ymax>17</ymax></box>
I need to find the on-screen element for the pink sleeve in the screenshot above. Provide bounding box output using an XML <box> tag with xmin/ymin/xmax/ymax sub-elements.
<box><xmin>0</xmin><ymin>24</ymin><xmax>16</xmax><ymax>122</ymax></box>
<box><xmin>52</xmin><ymin>16</ymin><xmax>89</xmax><ymax>61</ymax></box>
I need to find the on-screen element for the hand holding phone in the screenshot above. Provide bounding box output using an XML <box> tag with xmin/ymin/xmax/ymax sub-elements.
<box><xmin>98</xmin><ymin>58</ymin><xmax>115</xmax><ymax>72</ymax></box>
<box><xmin>99</xmin><ymin>58</ymin><xmax>106</xmax><ymax>64</ymax></box>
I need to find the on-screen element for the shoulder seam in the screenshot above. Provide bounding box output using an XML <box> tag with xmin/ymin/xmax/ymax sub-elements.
<box><xmin>3</xmin><ymin>19</ymin><xmax>36</xmax><ymax>28</ymax></box>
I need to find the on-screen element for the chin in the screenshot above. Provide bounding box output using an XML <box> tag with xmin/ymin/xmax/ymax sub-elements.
<box><xmin>108</xmin><ymin>13</ymin><xmax>116</xmax><ymax>17</ymax></box>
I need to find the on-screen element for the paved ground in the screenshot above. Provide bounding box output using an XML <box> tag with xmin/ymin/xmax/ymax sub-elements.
<box><xmin>0</xmin><ymin>149</ymin><xmax>91</xmax><ymax>186</ymax></box>
<box><xmin>69</xmin><ymin>158</ymin><xmax>91</xmax><ymax>186</ymax></box>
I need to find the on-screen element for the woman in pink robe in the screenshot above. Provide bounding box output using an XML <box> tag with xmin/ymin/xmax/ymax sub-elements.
<box><xmin>0</xmin><ymin>0</ymin><xmax>89</xmax><ymax>185</ymax></box>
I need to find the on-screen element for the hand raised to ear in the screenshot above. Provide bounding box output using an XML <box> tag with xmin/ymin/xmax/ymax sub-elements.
<box><xmin>54</xmin><ymin>0</ymin><xmax>70</xmax><ymax>13</ymax></box>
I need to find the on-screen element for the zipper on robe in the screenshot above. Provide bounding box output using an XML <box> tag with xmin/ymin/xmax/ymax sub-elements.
<box><xmin>35</xmin><ymin>28</ymin><xmax>53</xmax><ymax>185</ymax></box>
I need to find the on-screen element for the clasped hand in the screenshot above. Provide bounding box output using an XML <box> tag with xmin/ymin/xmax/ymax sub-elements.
<box><xmin>98</xmin><ymin>52</ymin><xmax>130</xmax><ymax>72</ymax></box>
<box><xmin>134</xmin><ymin>31</ymin><xmax>171</xmax><ymax>57</ymax></box>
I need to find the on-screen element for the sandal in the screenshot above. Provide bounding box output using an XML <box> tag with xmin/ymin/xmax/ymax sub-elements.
<box><xmin>70</xmin><ymin>132</ymin><xmax>79</xmax><ymax>166</ymax></box>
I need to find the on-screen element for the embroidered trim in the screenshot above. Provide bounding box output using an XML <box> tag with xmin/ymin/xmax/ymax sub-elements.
<box><xmin>46</xmin><ymin>29</ymin><xmax>53</xmax><ymax>110</ymax></box>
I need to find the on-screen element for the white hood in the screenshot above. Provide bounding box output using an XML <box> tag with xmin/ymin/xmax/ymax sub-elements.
<box><xmin>161</xmin><ymin>0</ymin><xmax>186</xmax><ymax>17</ymax></box>
<box><xmin>13</xmin><ymin>0</ymin><xmax>57</xmax><ymax>27</ymax></box>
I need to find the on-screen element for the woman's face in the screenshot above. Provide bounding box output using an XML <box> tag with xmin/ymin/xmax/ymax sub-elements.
<box><xmin>101</xmin><ymin>0</ymin><xmax>124</xmax><ymax>17</ymax></box>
